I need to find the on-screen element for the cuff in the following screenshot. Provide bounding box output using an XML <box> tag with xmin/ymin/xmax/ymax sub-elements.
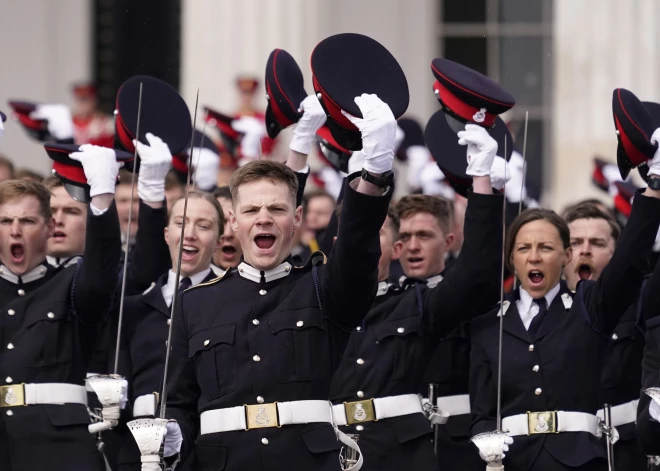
<box><xmin>90</xmin><ymin>204</ymin><xmax>109</xmax><ymax>216</ymax></box>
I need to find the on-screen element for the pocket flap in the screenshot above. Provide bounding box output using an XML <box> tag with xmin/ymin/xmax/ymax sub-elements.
<box><xmin>194</xmin><ymin>441</ymin><xmax>228</xmax><ymax>471</ymax></box>
<box><xmin>611</xmin><ymin>320</ymin><xmax>638</xmax><ymax>341</ymax></box>
<box><xmin>372</xmin><ymin>316</ymin><xmax>423</xmax><ymax>342</ymax></box>
<box><xmin>269</xmin><ymin>309</ymin><xmax>325</xmax><ymax>334</ymax></box>
<box><xmin>25</xmin><ymin>302</ymin><xmax>69</xmax><ymax>327</ymax></box>
<box><xmin>44</xmin><ymin>404</ymin><xmax>91</xmax><ymax>426</ymax></box>
<box><xmin>390</xmin><ymin>413</ymin><xmax>433</xmax><ymax>444</ymax></box>
<box><xmin>188</xmin><ymin>324</ymin><xmax>236</xmax><ymax>358</ymax></box>
<box><xmin>301</xmin><ymin>424</ymin><xmax>342</xmax><ymax>453</ymax></box>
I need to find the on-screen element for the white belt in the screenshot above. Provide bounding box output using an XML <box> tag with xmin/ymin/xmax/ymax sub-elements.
<box><xmin>597</xmin><ymin>399</ymin><xmax>639</xmax><ymax>427</ymax></box>
<box><xmin>436</xmin><ymin>394</ymin><xmax>471</xmax><ymax>416</ymax></box>
<box><xmin>133</xmin><ymin>393</ymin><xmax>159</xmax><ymax>417</ymax></box>
<box><xmin>503</xmin><ymin>411</ymin><xmax>601</xmax><ymax>437</ymax></box>
<box><xmin>0</xmin><ymin>383</ymin><xmax>88</xmax><ymax>407</ymax></box>
<box><xmin>332</xmin><ymin>394</ymin><xmax>423</xmax><ymax>426</ymax></box>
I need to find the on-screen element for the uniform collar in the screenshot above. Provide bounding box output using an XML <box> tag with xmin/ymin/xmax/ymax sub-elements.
<box><xmin>399</xmin><ymin>273</ymin><xmax>444</xmax><ymax>289</ymax></box>
<box><xmin>0</xmin><ymin>263</ymin><xmax>49</xmax><ymax>285</ymax></box>
<box><xmin>237</xmin><ymin>260</ymin><xmax>292</xmax><ymax>284</ymax></box>
<box><xmin>426</xmin><ymin>274</ymin><xmax>443</xmax><ymax>289</ymax></box>
<box><xmin>518</xmin><ymin>282</ymin><xmax>561</xmax><ymax>314</ymax></box>
<box><xmin>377</xmin><ymin>281</ymin><xmax>391</xmax><ymax>297</ymax></box>
<box><xmin>46</xmin><ymin>255</ymin><xmax>81</xmax><ymax>269</ymax></box>
<box><xmin>162</xmin><ymin>268</ymin><xmax>212</xmax><ymax>307</ymax></box>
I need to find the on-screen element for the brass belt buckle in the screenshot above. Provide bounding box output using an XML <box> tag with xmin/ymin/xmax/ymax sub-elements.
<box><xmin>344</xmin><ymin>399</ymin><xmax>376</xmax><ymax>425</ymax></box>
<box><xmin>245</xmin><ymin>402</ymin><xmax>280</xmax><ymax>430</ymax></box>
<box><xmin>0</xmin><ymin>383</ymin><xmax>26</xmax><ymax>407</ymax></box>
<box><xmin>527</xmin><ymin>410</ymin><xmax>558</xmax><ymax>434</ymax></box>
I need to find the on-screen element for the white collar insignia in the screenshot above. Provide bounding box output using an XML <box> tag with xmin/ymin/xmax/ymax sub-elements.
<box><xmin>237</xmin><ymin>261</ymin><xmax>292</xmax><ymax>284</ymax></box>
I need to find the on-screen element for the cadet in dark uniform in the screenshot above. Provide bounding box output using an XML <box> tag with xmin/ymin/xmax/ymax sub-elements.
<box><xmin>0</xmin><ymin>144</ymin><xmax>122</xmax><ymax>471</ymax></box>
<box><xmin>563</xmin><ymin>203</ymin><xmax>647</xmax><ymax>471</ymax></box>
<box><xmin>117</xmin><ymin>191</ymin><xmax>226</xmax><ymax>470</ymax></box>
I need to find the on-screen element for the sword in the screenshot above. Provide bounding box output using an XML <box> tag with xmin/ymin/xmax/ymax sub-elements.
<box><xmin>513</xmin><ymin>111</ymin><xmax>529</xmax><ymax>292</ymax></box>
<box><xmin>87</xmin><ymin>82</ymin><xmax>144</xmax><ymax>435</ymax></box>
<box><xmin>601</xmin><ymin>403</ymin><xmax>615</xmax><ymax>471</ymax></box>
<box><xmin>472</xmin><ymin>136</ymin><xmax>509</xmax><ymax>471</ymax></box>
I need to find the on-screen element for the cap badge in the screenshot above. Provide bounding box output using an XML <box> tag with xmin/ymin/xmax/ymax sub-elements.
<box><xmin>473</xmin><ymin>108</ymin><xmax>487</xmax><ymax>123</ymax></box>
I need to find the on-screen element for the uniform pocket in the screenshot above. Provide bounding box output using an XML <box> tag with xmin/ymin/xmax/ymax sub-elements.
<box><xmin>26</xmin><ymin>302</ymin><xmax>72</xmax><ymax>368</ymax></box>
<box><xmin>372</xmin><ymin>316</ymin><xmax>424</xmax><ymax>380</ymax></box>
<box><xmin>194</xmin><ymin>441</ymin><xmax>228</xmax><ymax>471</ymax></box>
<box><xmin>188</xmin><ymin>324</ymin><xmax>237</xmax><ymax>401</ymax></box>
<box><xmin>301</xmin><ymin>424</ymin><xmax>342</xmax><ymax>453</ymax></box>
<box><xmin>269</xmin><ymin>309</ymin><xmax>328</xmax><ymax>383</ymax></box>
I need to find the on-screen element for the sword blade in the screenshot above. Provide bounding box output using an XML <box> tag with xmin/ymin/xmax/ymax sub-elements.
<box><xmin>513</xmin><ymin>110</ymin><xmax>529</xmax><ymax>292</ymax></box>
<box><xmin>113</xmin><ymin>82</ymin><xmax>144</xmax><ymax>374</ymax></box>
<box><xmin>159</xmin><ymin>89</ymin><xmax>200</xmax><ymax>419</ymax></box>
<box><xmin>496</xmin><ymin>136</ymin><xmax>508</xmax><ymax>432</ymax></box>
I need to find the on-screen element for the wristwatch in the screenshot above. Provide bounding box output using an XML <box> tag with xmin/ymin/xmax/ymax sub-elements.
<box><xmin>649</xmin><ymin>176</ymin><xmax>660</xmax><ymax>191</ymax></box>
<box><xmin>361</xmin><ymin>168</ymin><xmax>394</xmax><ymax>189</ymax></box>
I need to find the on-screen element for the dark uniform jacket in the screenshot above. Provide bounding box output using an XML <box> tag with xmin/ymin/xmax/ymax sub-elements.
<box><xmin>117</xmin><ymin>269</ymin><xmax>219</xmax><ymax>470</ymax></box>
<box><xmin>329</xmin><ymin>191</ymin><xmax>503</xmax><ymax>471</ymax></box>
<box><xmin>165</xmin><ymin>175</ymin><xmax>390</xmax><ymax>471</ymax></box>
<box><xmin>470</xmin><ymin>192</ymin><xmax>660</xmax><ymax>471</ymax></box>
<box><xmin>0</xmin><ymin>203</ymin><xmax>121</xmax><ymax>471</ymax></box>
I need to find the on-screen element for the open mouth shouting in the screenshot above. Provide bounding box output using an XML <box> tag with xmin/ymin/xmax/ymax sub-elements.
<box><xmin>254</xmin><ymin>233</ymin><xmax>277</xmax><ymax>252</ymax></box>
<box><xmin>528</xmin><ymin>269</ymin><xmax>545</xmax><ymax>287</ymax></box>
<box><xmin>221</xmin><ymin>245</ymin><xmax>237</xmax><ymax>257</ymax></box>
<box><xmin>577</xmin><ymin>263</ymin><xmax>593</xmax><ymax>281</ymax></box>
<box><xmin>181</xmin><ymin>245</ymin><xmax>199</xmax><ymax>261</ymax></box>
<box><xmin>10</xmin><ymin>243</ymin><xmax>25</xmax><ymax>265</ymax></box>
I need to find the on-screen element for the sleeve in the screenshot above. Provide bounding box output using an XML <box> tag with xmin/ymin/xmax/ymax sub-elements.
<box><xmin>320</xmin><ymin>173</ymin><xmax>392</xmax><ymax>328</ymax></box>
<box><xmin>123</xmin><ymin>201</ymin><xmax>170</xmax><ymax>296</ymax></box>
<box><xmin>163</xmin><ymin>292</ymin><xmax>201</xmax><ymax>462</ymax></box>
<box><xmin>641</xmin><ymin>257</ymin><xmax>660</xmax><ymax>322</ymax></box>
<box><xmin>583</xmin><ymin>191</ymin><xmax>660</xmax><ymax>335</ymax></box>
<box><xmin>469</xmin><ymin>326</ymin><xmax>498</xmax><ymax>436</ymax></box>
<box><xmin>424</xmin><ymin>191</ymin><xmax>504</xmax><ymax>339</ymax></box>
<box><xmin>636</xmin><ymin>316</ymin><xmax>660</xmax><ymax>454</ymax></box>
<box><xmin>74</xmin><ymin>201</ymin><xmax>122</xmax><ymax>325</ymax></box>
<box><xmin>319</xmin><ymin>177</ymin><xmax>347</xmax><ymax>256</ymax></box>
<box><xmin>295</xmin><ymin>168</ymin><xmax>310</xmax><ymax>207</ymax></box>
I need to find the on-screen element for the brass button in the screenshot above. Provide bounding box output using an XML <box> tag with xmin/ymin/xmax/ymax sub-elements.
<box><xmin>397</xmin><ymin>327</ymin><xmax>405</xmax><ymax>334</ymax></box>
<box><xmin>7</xmin><ymin>309</ymin><xmax>14</xmax><ymax>316</ymax></box>
<box><xmin>261</xmin><ymin>438</ymin><xmax>269</xmax><ymax>445</ymax></box>
<box><xmin>47</xmin><ymin>312</ymin><xmax>55</xmax><ymax>319</ymax></box>
<box><xmin>17</xmin><ymin>290</ymin><xmax>25</xmax><ymax>296</ymax></box>
<box><xmin>5</xmin><ymin>377</ymin><xmax>12</xmax><ymax>383</ymax></box>
<box><xmin>357</xmin><ymin>391</ymin><xmax>364</xmax><ymax>398</ymax></box>
<box><xmin>204</xmin><ymin>340</ymin><xmax>210</xmax><ymax>347</ymax></box>
<box><xmin>7</xmin><ymin>343</ymin><xmax>14</xmax><ymax>350</ymax></box>
<box><xmin>356</xmin><ymin>358</ymin><xmax>364</xmax><ymax>365</ymax></box>
<box><xmin>296</xmin><ymin>321</ymin><xmax>304</xmax><ymax>327</ymax></box>
<box><xmin>252</xmin><ymin>319</ymin><xmax>260</xmax><ymax>326</ymax></box>
<box><xmin>253</xmin><ymin>355</ymin><xmax>261</xmax><ymax>362</ymax></box>
<box><xmin>257</xmin><ymin>396</ymin><xmax>264</xmax><ymax>404</ymax></box>
<box><xmin>259</xmin><ymin>289</ymin><xmax>267</xmax><ymax>296</ymax></box>
<box><xmin>356</xmin><ymin>425</ymin><xmax>364</xmax><ymax>431</ymax></box>
<box><xmin>535</xmin><ymin>388</ymin><xmax>542</xmax><ymax>395</ymax></box>
<box><xmin>528</xmin><ymin>344</ymin><xmax>534</xmax><ymax>352</ymax></box>
<box><xmin>533</xmin><ymin>365</ymin><xmax>540</xmax><ymax>373</ymax></box>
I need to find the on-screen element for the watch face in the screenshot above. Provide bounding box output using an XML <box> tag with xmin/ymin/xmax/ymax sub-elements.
<box><xmin>650</xmin><ymin>178</ymin><xmax>660</xmax><ymax>190</ymax></box>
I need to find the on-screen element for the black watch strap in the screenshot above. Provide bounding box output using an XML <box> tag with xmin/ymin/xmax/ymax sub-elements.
<box><xmin>360</xmin><ymin>168</ymin><xmax>394</xmax><ymax>188</ymax></box>
<box><xmin>649</xmin><ymin>176</ymin><xmax>660</xmax><ymax>191</ymax></box>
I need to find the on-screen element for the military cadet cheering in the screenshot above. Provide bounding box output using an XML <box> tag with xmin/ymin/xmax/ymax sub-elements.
<box><xmin>0</xmin><ymin>144</ymin><xmax>123</xmax><ymax>471</ymax></box>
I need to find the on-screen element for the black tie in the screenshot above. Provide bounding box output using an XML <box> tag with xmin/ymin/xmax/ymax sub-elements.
<box><xmin>527</xmin><ymin>298</ymin><xmax>548</xmax><ymax>337</ymax></box>
<box><xmin>178</xmin><ymin>277</ymin><xmax>192</xmax><ymax>293</ymax></box>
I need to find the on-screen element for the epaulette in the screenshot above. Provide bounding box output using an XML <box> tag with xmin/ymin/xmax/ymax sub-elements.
<box><xmin>142</xmin><ymin>281</ymin><xmax>157</xmax><ymax>295</ymax></box>
<box><xmin>294</xmin><ymin>251</ymin><xmax>327</xmax><ymax>270</ymax></box>
<box><xmin>184</xmin><ymin>268</ymin><xmax>232</xmax><ymax>292</ymax></box>
<box><xmin>561</xmin><ymin>292</ymin><xmax>573</xmax><ymax>310</ymax></box>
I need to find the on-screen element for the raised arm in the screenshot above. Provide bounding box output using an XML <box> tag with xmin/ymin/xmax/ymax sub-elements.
<box><xmin>469</xmin><ymin>331</ymin><xmax>498</xmax><ymax>436</ymax></box>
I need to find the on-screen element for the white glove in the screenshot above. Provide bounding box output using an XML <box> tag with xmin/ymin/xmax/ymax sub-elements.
<box><xmin>290</xmin><ymin>95</ymin><xmax>327</xmax><ymax>155</ymax></box>
<box><xmin>192</xmin><ymin>147</ymin><xmax>220</xmax><ymax>191</ymax></box>
<box><xmin>648</xmin><ymin>128</ymin><xmax>660</xmax><ymax>176</ymax></box>
<box><xmin>163</xmin><ymin>421</ymin><xmax>184</xmax><ymax>458</ymax></box>
<box><xmin>342</xmin><ymin>94</ymin><xmax>396</xmax><ymax>174</ymax></box>
<box><xmin>457</xmin><ymin>124</ymin><xmax>498</xmax><ymax>177</ymax></box>
<box><xmin>232</xmin><ymin>116</ymin><xmax>266</xmax><ymax>160</ymax></box>
<box><xmin>0</xmin><ymin>116</ymin><xmax>4</xmax><ymax>142</ymax></box>
<box><xmin>478</xmin><ymin>435</ymin><xmax>514</xmax><ymax>461</ymax></box>
<box><xmin>29</xmin><ymin>104</ymin><xmax>74</xmax><ymax>141</ymax></box>
<box><xmin>347</xmin><ymin>150</ymin><xmax>366</xmax><ymax>174</ymax></box>
<box><xmin>69</xmin><ymin>144</ymin><xmax>122</xmax><ymax>197</ymax></box>
<box><xmin>650</xmin><ymin>399</ymin><xmax>660</xmax><ymax>422</ymax></box>
<box><xmin>134</xmin><ymin>133</ymin><xmax>172</xmax><ymax>202</ymax></box>
<box><xmin>490</xmin><ymin>156</ymin><xmax>511</xmax><ymax>192</ymax></box>
<box><xmin>406</xmin><ymin>145</ymin><xmax>433</xmax><ymax>189</ymax></box>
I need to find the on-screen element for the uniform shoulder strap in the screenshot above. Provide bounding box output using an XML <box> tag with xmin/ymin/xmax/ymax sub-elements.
<box><xmin>497</xmin><ymin>300</ymin><xmax>511</xmax><ymax>317</ymax></box>
<box><xmin>185</xmin><ymin>267</ymin><xmax>232</xmax><ymax>292</ymax></box>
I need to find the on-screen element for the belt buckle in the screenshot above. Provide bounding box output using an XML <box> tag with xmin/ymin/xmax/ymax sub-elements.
<box><xmin>245</xmin><ymin>402</ymin><xmax>280</xmax><ymax>430</ymax></box>
<box><xmin>526</xmin><ymin>410</ymin><xmax>558</xmax><ymax>434</ymax></box>
<box><xmin>344</xmin><ymin>399</ymin><xmax>376</xmax><ymax>425</ymax></box>
<box><xmin>0</xmin><ymin>384</ymin><xmax>26</xmax><ymax>407</ymax></box>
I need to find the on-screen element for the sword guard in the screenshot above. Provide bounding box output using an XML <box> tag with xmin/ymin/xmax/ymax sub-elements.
<box><xmin>471</xmin><ymin>430</ymin><xmax>508</xmax><ymax>465</ymax></box>
<box><xmin>86</xmin><ymin>374</ymin><xmax>127</xmax><ymax>433</ymax></box>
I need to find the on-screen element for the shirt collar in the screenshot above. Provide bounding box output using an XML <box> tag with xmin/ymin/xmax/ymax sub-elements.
<box><xmin>162</xmin><ymin>268</ymin><xmax>212</xmax><ymax>307</ymax></box>
<box><xmin>0</xmin><ymin>263</ymin><xmax>49</xmax><ymax>285</ymax></box>
<box><xmin>237</xmin><ymin>260</ymin><xmax>292</xmax><ymax>284</ymax></box>
<box><xmin>46</xmin><ymin>255</ymin><xmax>81</xmax><ymax>269</ymax></box>
<box><xmin>518</xmin><ymin>282</ymin><xmax>561</xmax><ymax>313</ymax></box>
<box><xmin>399</xmin><ymin>273</ymin><xmax>444</xmax><ymax>289</ymax></box>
